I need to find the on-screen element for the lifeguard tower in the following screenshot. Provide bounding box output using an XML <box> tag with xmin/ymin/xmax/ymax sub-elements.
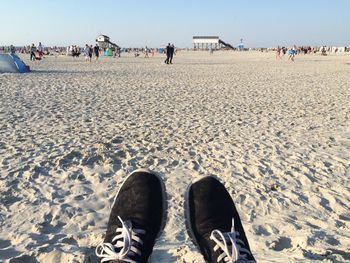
<box><xmin>96</xmin><ymin>35</ymin><xmax>120</xmax><ymax>56</ymax></box>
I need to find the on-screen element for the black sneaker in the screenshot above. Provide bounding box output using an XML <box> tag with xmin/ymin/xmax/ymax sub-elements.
<box><xmin>185</xmin><ymin>176</ymin><xmax>256</xmax><ymax>263</ymax></box>
<box><xmin>96</xmin><ymin>169</ymin><xmax>167</xmax><ymax>263</ymax></box>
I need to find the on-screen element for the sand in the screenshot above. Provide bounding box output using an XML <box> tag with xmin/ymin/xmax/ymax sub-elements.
<box><xmin>0</xmin><ymin>51</ymin><xmax>349</xmax><ymax>263</ymax></box>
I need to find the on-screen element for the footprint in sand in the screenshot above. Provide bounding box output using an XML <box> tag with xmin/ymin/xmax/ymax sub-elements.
<box><xmin>267</xmin><ymin>236</ymin><xmax>293</xmax><ymax>251</ymax></box>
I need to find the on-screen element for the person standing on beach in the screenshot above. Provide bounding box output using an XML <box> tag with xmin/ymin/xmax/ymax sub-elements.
<box><xmin>38</xmin><ymin>42</ymin><xmax>43</xmax><ymax>58</ymax></box>
<box><xmin>282</xmin><ymin>47</ymin><xmax>287</xmax><ymax>56</ymax></box>
<box><xmin>144</xmin><ymin>46</ymin><xmax>149</xmax><ymax>58</ymax></box>
<box><xmin>116</xmin><ymin>47</ymin><xmax>121</xmax><ymax>58</ymax></box>
<box><xmin>94</xmin><ymin>44</ymin><xmax>100</xmax><ymax>60</ymax></box>
<box><xmin>84</xmin><ymin>44</ymin><xmax>91</xmax><ymax>62</ymax></box>
<box><xmin>30</xmin><ymin>43</ymin><xmax>36</xmax><ymax>61</ymax></box>
<box><xmin>164</xmin><ymin>43</ymin><xmax>171</xmax><ymax>64</ymax></box>
<box><xmin>169</xmin><ymin>44</ymin><xmax>175</xmax><ymax>64</ymax></box>
<box><xmin>89</xmin><ymin>45</ymin><xmax>93</xmax><ymax>61</ymax></box>
<box><xmin>288</xmin><ymin>45</ymin><xmax>297</xmax><ymax>62</ymax></box>
<box><xmin>10</xmin><ymin>45</ymin><xmax>15</xmax><ymax>54</ymax></box>
<box><xmin>165</xmin><ymin>43</ymin><xmax>175</xmax><ymax>64</ymax></box>
<box><xmin>209</xmin><ymin>46</ymin><xmax>214</xmax><ymax>55</ymax></box>
<box><xmin>276</xmin><ymin>46</ymin><xmax>282</xmax><ymax>59</ymax></box>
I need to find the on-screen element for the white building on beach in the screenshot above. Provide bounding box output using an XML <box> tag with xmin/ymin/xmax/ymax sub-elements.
<box><xmin>193</xmin><ymin>36</ymin><xmax>220</xmax><ymax>50</ymax></box>
<box><xmin>192</xmin><ymin>36</ymin><xmax>235</xmax><ymax>50</ymax></box>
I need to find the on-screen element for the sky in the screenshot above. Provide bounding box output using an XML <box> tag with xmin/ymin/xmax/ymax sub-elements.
<box><xmin>1</xmin><ymin>0</ymin><xmax>349</xmax><ymax>48</ymax></box>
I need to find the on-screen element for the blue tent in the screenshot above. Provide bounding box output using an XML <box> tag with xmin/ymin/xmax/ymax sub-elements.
<box><xmin>0</xmin><ymin>53</ymin><xmax>30</xmax><ymax>73</ymax></box>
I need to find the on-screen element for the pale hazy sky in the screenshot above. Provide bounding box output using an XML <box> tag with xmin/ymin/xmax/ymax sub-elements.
<box><xmin>1</xmin><ymin>0</ymin><xmax>349</xmax><ymax>47</ymax></box>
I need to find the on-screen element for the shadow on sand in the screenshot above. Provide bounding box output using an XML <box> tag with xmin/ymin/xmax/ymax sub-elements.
<box><xmin>31</xmin><ymin>70</ymin><xmax>87</xmax><ymax>74</ymax></box>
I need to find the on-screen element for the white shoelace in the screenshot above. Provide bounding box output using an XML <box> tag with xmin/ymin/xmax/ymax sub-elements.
<box><xmin>210</xmin><ymin>219</ymin><xmax>255</xmax><ymax>263</ymax></box>
<box><xmin>96</xmin><ymin>216</ymin><xmax>146</xmax><ymax>263</ymax></box>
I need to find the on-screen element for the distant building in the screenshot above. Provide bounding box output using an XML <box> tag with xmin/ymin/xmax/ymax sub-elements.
<box><xmin>96</xmin><ymin>35</ymin><xmax>110</xmax><ymax>49</ymax></box>
<box><xmin>192</xmin><ymin>36</ymin><xmax>234</xmax><ymax>50</ymax></box>
<box><xmin>193</xmin><ymin>36</ymin><xmax>219</xmax><ymax>50</ymax></box>
<box><xmin>96</xmin><ymin>35</ymin><xmax>119</xmax><ymax>50</ymax></box>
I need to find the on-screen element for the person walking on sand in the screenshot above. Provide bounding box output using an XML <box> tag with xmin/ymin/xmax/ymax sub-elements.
<box><xmin>93</xmin><ymin>44</ymin><xmax>100</xmax><ymax>60</ymax></box>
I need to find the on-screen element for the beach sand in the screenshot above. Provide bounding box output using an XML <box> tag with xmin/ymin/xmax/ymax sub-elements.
<box><xmin>0</xmin><ymin>51</ymin><xmax>349</xmax><ymax>262</ymax></box>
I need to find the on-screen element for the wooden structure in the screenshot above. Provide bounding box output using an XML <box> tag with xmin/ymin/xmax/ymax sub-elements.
<box><xmin>96</xmin><ymin>35</ymin><xmax>119</xmax><ymax>50</ymax></box>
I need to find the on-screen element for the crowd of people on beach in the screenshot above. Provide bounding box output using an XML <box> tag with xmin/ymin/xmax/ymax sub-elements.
<box><xmin>275</xmin><ymin>46</ymin><xmax>298</xmax><ymax>61</ymax></box>
<box><xmin>130</xmin><ymin>48</ymin><xmax>162</xmax><ymax>58</ymax></box>
<box><xmin>1</xmin><ymin>42</ymin><xmax>347</xmax><ymax>66</ymax></box>
<box><xmin>129</xmin><ymin>44</ymin><xmax>176</xmax><ymax>63</ymax></box>
<box><xmin>80</xmin><ymin>44</ymin><xmax>100</xmax><ymax>62</ymax></box>
<box><xmin>24</xmin><ymin>42</ymin><xmax>46</xmax><ymax>61</ymax></box>
<box><xmin>0</xmin><ymin>43</ymin><xmax>67</xmax><ymax>58</ymax></box>
<box><xmin>273</xmin><ymin>45</ymin><xmax>348</xmax><ymax>62</ymax></box>
<box><xmin>63</xmin><ymin>44</ymin><xmax>177</xmax><ymax>63</ymax></box>
<box><xmin>67</xmin><ymin>45</ymin><xmax>81</xmax><ymax>57</ymax></box>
